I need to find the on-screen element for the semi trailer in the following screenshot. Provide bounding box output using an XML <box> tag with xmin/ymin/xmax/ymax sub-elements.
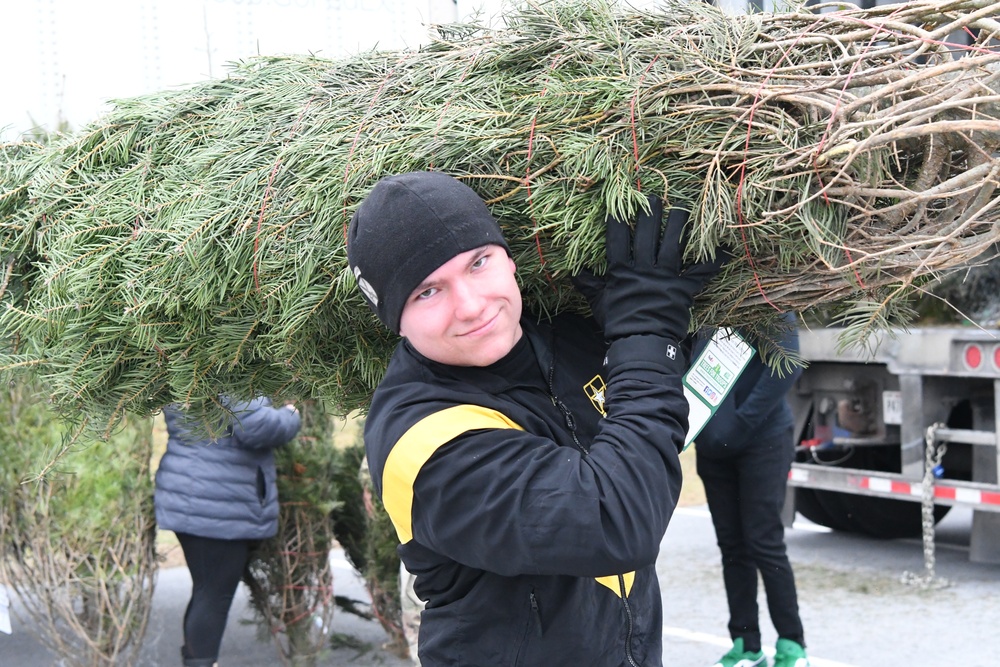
<box><xmin>786</xmin><ymin>326</ymin><xmax>1000</xmax><ymax>565</ymax></box>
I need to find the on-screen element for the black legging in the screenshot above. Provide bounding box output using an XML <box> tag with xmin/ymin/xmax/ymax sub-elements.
<box><xmin>175</xmin><ymin>532</ymin><xmax>255</xmax><ymax>661</ymax></box>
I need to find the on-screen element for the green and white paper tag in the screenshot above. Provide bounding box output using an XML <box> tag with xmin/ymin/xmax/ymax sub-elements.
<box><xmin>682</xmin><ymin>328</ymin><xmax>755</xmax><ymax>449</ymax></box>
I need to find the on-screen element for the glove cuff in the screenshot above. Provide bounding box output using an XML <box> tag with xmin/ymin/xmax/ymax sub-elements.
<box><xmin>605</xmin><ymin>335</ymin><xmax>687</xmax><ymax>376</ymax></box>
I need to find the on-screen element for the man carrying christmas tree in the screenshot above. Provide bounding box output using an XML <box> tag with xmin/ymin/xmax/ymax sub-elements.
<box><xmin>347</xmin><ymin>170</ymin><xmax>722</xmax><ymax>666</ymax></box>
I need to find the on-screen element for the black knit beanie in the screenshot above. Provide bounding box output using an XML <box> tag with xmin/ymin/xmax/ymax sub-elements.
<box><xmin>346</xmin><ymin>171</ymin><xmax>511</xmax><ymax>334</ymax></box>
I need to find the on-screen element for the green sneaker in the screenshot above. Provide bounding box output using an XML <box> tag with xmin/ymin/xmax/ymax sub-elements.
<box><xmin>773</xmin><ymin>638</ymin><xmax>811</xmax><ymax>667</ymax></box>
<box><xmin>710</xmin><ymin>638</ymin><xmax>766</xmax><ymax>667</ymax></box>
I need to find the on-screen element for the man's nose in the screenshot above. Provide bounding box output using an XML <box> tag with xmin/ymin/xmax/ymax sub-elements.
<box><xmin>451</xmin><ymin>279</ymin><xmax>485</xmax><ymax>319</ymax></box>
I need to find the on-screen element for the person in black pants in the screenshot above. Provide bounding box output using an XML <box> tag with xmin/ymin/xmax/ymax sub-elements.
<box><xmin>155</xmin><ymin>397</ymin><xmax>301</xmax><ymax>667</ymax></box>
<box><xmin>694</xmin><ymin>313</ymin><xmax>811</xmax><ymax>667</ymax></box>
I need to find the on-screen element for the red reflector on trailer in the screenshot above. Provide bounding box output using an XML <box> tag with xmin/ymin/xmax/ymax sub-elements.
<box><xmin>994</xmin><ymin>345</ymin><xmax>1000</xmax><ymax>371</ymax></box>
<box><xmin>965</xmin><ymin>344</ymin><xmax>983</xmax><ymax>370</ymax></box>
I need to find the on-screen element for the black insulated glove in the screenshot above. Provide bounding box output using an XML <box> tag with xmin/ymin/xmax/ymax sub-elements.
<box><xmin>570</xmin><ymin>268</ymin><xmax>608</xmax><ymax>332</ymax></box>
<box><xmin>601</xmin><ymin>196</ymin><xmax>726</xmax><ymax>371</ymax></box>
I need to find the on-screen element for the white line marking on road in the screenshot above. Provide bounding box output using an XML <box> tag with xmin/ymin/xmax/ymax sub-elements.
<box><xmin>661</xmin><ymin>626</ymin><xmax>732</xmax><ymax>651</ymax></box>
<box><xmin>662</xmin><ymin>626</ymin><xmax>859</xmax><ymax>667</ymax></box>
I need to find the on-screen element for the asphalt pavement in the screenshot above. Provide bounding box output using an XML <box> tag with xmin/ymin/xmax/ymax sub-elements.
<box><xmin>1</xmin><ymin>549</ymin><xmax>411</xmax><ymax>667</ymax></box>
<box><xmin>660</xmin><ymin>505</ymin><xmax>1000</xmax><ymax>667</ymax></box>
<box><xmin>3</xmin><ymin>505</ymin><xmax>998</xmax><ymax>666</ymax></box>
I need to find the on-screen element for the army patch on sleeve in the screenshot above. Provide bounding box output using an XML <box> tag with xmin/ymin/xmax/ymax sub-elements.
<box><xmin>584</xmin><ymin>375</ymin><xmax>607</xmax><ymax>416</ymax></box>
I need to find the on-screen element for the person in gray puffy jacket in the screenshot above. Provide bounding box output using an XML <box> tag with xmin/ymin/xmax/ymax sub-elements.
<box><xmin>155</xmin><ymin>396</ymin><xmax>301</xmax><ymax>667</ymax></box>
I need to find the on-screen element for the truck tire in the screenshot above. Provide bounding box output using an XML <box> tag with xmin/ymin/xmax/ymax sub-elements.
<box><xmin>793</xmin><ymin>488</ymin><xmax>856</xmax><ymax>532</ymax></box>
<box><xmin>838</xmin><ymin>492</ymin><xmax>950</xmax><ymax>539</ymax></box>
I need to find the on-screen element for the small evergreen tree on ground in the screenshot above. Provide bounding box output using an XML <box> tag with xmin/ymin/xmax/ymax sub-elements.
<box><xmin>0</xmin><ymin>383</ymin><xmax>156</xmax><ymax>667</ymax></box>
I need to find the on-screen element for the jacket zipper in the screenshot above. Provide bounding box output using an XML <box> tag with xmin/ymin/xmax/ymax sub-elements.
<box><xmin>514</xmin><ymin>589</ymin><xmax>543</xmax><ymax>666</ymax></box>
<box><xmin>529</xmin><ymin>591</ymin><xmax>543</xmax><ymax>638</ymax></box>
<box><xmin>545</xmin><ymin>362</ymin><xmax>589</xmax><ymax>456</ymax></box>
<box><xmin>619</xmin><ymin>575</ymin><xmax>639</xmax><ymax>667</ymax></box>
<box><xmin>526</xmin><ymin>320</ymin><xmax>590</xmax><ymax>456</ymax></box>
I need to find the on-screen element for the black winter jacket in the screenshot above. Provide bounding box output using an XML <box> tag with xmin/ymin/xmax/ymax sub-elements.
<box><xmin>154</xmin><ymin>397</ymin><xmax>301</xmax><ymax>540</ymax></box>
<box><xmin>364</xmin><ymin>313</ymin><xmax>688</xmax><ymax>667</ymax></box>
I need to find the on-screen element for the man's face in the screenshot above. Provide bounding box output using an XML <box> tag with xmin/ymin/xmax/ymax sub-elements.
<box><xmin>399</xmin><ymin>244</ymin><xmax>523</xmax><ymax>367</ymax></box>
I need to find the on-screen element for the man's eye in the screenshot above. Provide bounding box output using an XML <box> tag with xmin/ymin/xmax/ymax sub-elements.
<box><xmin>472</xmin><ymin>256</ymin><xmax>488</xmax><ymax>270</ymax></box>
<box><xmin>416</xmin><ymin>287</ymin><xmax>438</xmax><ymax>300</ymax></box>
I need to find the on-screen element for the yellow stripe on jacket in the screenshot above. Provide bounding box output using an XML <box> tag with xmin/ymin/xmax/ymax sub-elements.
<box><xmin>382</xmin><ymin>404</ymin><xmax>524</xmax><ymax>544</ymax></box>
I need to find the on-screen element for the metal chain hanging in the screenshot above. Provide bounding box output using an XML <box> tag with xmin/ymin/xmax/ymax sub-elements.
<box><xmin>901</xmin><ymin>422</ymin><xmax>951</xmax><ymax>590</ymax></box>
